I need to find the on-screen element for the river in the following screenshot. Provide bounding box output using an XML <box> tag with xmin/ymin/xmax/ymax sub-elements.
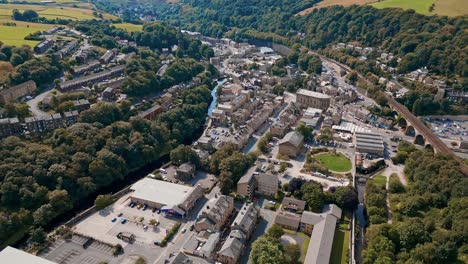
<box><xmin>207</xmin><ymin>78</ymin><xmax>227</xmax><ymax>117</ymax></box>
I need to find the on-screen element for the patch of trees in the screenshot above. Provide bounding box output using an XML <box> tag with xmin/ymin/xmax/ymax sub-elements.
<box><xmin>250</xmin><ymin>225</ymin><xmax>301</xmax><ymax>264</ymax></box>
<box><xmin>8</xmin><ymin>54</ymin><xmax>63</xmax><ymax>87</ymax></box>
<box><xmin>365</xmin><ymin>179</ymin><xmax>388</xmax><ymax>225</ymax></box>
<box><xmin>363</xmin><ymin>150</ymin><xmax>467</xmax><ymax>263</ymax></box>
<box><xmin>12</xmin><ymin>9</ymin><xmax>39</xmax><ymax>22</ymax></box>
<box><xmin>170</xmin><ymin>145</ymin><xmax>201</xmax><ymax>168</ymax></box>
<box><xmin>206</xmin><ymin>143</ymin><xmax>256</xmax><ymax>194</ymax></box>
<box><xmin>290</xmin><ymin>179</ymin><xmax>358</xmax><ymax>213</ymax></box>
<box><xmin>0</xmin><ymin>84</ymin><xmax>212</xmax><ymax>246</ymax></box>
<box><xmin>0</xmin><ymin>42</ymin><xmax>33</xmax><ymax>67</ymax></box>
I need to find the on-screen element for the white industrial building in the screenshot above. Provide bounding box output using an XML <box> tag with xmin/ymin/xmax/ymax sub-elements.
<box><xmin>130</xmin><ymin>178</ymin><xmax>204</xmax><ymax>217</ymax></box>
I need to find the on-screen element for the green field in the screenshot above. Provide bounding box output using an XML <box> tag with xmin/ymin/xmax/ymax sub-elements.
<box><xmin>372</xmin><ymin>175</ymin><xmax>387</xmax><ymax>189</ymax></box>
<box><xmin>113</xmin><ymin>23</ymin><xmax>143</xmax><ymax>32</ymax></box>
<box><xmin>314</xmin><ymin>153</ymin><xmax>352</xmax><ymax>172</ymax></box>
<box><xmin>0</xmin><ymin>4</ymin><xmax>117</xmax><ymax>20</ymax></box>
<box><xmin>372</xmin><ymin>0</ymin><xmax>435</xmax><ymax>14</ymax></box>
<box><xmin>0</xmin><ymin>20</ymin><xmax>54</xmax><ymax>46</ymax></box>
<box><xmin>0</xmin><ymin>3</ymin><xmax>117</xmax><ymax>47</ymax></box>
<box><xmin>330</xmin><ymin>228</ymin><xmax>350</xmax><ymax>264</ymax></box>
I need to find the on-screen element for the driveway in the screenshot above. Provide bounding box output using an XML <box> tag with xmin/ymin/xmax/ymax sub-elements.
<box><xmin>26</xmin><ymin>88</ymin><xmax>53</xmax><ymax>116</ymax></box>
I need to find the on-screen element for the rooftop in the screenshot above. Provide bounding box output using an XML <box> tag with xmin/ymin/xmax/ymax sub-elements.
<box><xmin>279</xmin><ymin>131</ymin><xmax>304</xmax><ymax>148</ymax></box>
<box><xmin>0</xmin><ymin>246</ymin><xmax>55</xmax><ymax>264</ymax></box>
<box><xmin>130</xmin><ymin>178</ymin><xmax>195</xmax><ymax>207</ymax></box>
<box><xmin>281</xmin><ymin>197</ymin><xmax>306</xmax><ymax>211</ymax></box>
<box><xmin>297</xmin><ymin>89</ymin><xmax>331</xmax><ymax>99</ymax></box>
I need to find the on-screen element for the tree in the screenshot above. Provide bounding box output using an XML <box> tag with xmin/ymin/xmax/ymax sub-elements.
<box><xmin>296</xmin><ymin>122</ymin><xmax>313</xmax><ymax>140</ymax></box>
<box><xmin>347</xmin><ymin>71</ymin><xmax>358</xmax><ymax>85</ymax></box>
<box><xmin>29</xmin><ymin>227</ymin><xmax>47</xmax><ymax>244</ymax></box>
<box><xmin>288</xmin><ymin>178</ymin><xmax>306</xmax><ymax>195</ymax></box>
<box><xmin>284</xmin><ymin>244</ymin><xmax>301</xmax><ymax>264</ymax></box>
<box><xmin>94</xmin><ymin>194</ymin><xmax>114</xmax><ymax>209</ymax></box>
<box><xmin>250</xmin><ymin>235</ymin><xmax>285</xmax><ymax>264</ymax></box>
<box><xmin>316</xmin><ymin>128</ymin><xmax>333</xmax><ymax>143</ymax></box>
<box><xmin>330</xmin><ymin>186</ymin><xmax>359</xmax><ymax>211</ymax></box>
<box><xmin>170</xmin><ymin>145</ymin><xmax>200</xmax><ymax>167</ymax></box>
<box><xmin>300</xmin><ymin>181</ymin><xmax>324</xmax><ymax>212</ymax></box>
<box><xmin>267</xmin><ymin>225</ymin><xmax>284</xmax><ymax>239</ymax></box>
<box><xmin>10</xmin><ymin>53</ymin><xmax>24</xmax><ymax>66</ymax></box>
<box><xmin>397</xmin><ymin>218</ymin><xmax>429</xmax><ymax>250</ymax></box>
<box><xmin>279</xmin><ymin>162</ymin><xmax>287</xmax><ymax>173</ymax></box>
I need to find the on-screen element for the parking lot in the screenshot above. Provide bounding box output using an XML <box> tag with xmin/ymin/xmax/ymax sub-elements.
<box><xmin>73</xmin><ymin>193</ymin><xmax>178</xmax><ymax>247</ymax></box>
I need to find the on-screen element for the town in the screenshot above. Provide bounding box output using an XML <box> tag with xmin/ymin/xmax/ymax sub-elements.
<box><xmin>1</xmin><ymin>22</ymin><xmax>466</xmax><ymax>264</ymax></box>
<box><xmin>0</xmin><ymin>1</ymin><xmax>467</xmax><ymax>264</ymax></box>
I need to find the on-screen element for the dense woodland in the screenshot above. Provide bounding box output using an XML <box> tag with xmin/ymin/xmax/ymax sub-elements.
<box><xmin>0</xmin><ymin>19</ymin><xmax>218</xmax><ymax>245</ymax></box>
<box><xmin>364</xmin><ymin>149</ymin><xmax>467</xmax><ymax>263</ymax></box>
<box><xmin>0</xmin><ymin>84</ymin><xmax>212</xmax><ymax>245</ymax></box>
<box><xmin>156</xmin><ymin>2</ymin><xmax>466</xmax><ymax>80</ymax></box>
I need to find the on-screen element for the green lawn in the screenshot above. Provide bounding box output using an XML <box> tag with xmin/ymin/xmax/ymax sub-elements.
<box><xmin>314</xmin><ymin>153</ymin><xmax>352</xmax><ymax>172</ymax></box>
<box><xmin>372</xmin><ymin>175</ymin><xmax>387</xmax><ymax>189</ymax></box>
<box><xmin>299</xmin><ymin>232</ymin><xmax>310</xmax><ymax>263</ymax></box>
<box><xmin>372</xmin><ymin>0</ymin><xmax>435</xmax><ymax>14</ymax></box>
<box><xmin>330</xmin><ymin>228</ymin><xmax>350</xmax><ymax>264</ymax></box>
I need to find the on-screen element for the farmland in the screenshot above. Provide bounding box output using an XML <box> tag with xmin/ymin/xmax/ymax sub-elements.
<box><xmin>432</xmin><ymin>0</ymin><xmax>468</xmax><ymax>16</ymax></box>
<box><xmin>372</xmin><ymin>0</ymin><xmax>435</xmax><ymax>14</ymax></box>
<box><xmin>0</xmin><ymin>4</ymin><xmax>118</xmax><ymax>21</ymax></box>
<box><xmin>0</xmin><ymin>3</ymin><xmax>118</xmax><ymax>47</ymax></box>
<box><xmin>297</xmin><ymin>0</ymin><xmax>467</xmax><ymax>16</ymax></box>
<box><xmin>113</xmin><ymin>23</ymin><xmax>143</xmax><ymax>32</ymax></box>
<box><xmin>0</xmin><ymin>20</ymin><xmax>54</xmax><ymax>46</ymax></box>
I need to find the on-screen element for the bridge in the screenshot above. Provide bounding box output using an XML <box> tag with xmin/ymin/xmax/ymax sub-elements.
<box><xmin>313</xmin><ymin>52</ymin><xmax>468</xmax><ymax>175</ymax></box>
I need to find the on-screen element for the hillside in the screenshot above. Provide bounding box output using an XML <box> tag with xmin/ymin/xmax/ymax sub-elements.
<box><xmin>0</xmin><ymin>2</ymin><xmax>118</xmax><ymax>47</ymax></box>
<box><xmin>296</xmin><ymin>0</ymin><xmax>468</xmax><ymax>16</ymax></box>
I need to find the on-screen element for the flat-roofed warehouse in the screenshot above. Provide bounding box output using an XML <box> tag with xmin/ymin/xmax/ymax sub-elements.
<box><xmin>130</xmin><ymin>178</ymin><xmax>204</xmax><ymax>217</ymax></box>
<box><xmin>354</xmin><ymin>131</ymin><xmax>384</xmax><ymax>157</ymax></box>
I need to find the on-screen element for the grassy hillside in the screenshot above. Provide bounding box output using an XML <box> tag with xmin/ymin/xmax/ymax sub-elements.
<box><xmin>113</xmin><ymin>23</ymin><xmax>143</xmax><ymax>32</ymax></box>
<box><xmin>372</xmin><ymin>0</ymin><xmax>435</xmax><ymax>14</ymax></box>
<box><xmin>0</xmin><ymin>3</ymin><xmax>118</xmax><ymax>47</ymax></box>
<box><xmin>433</xmin><ymin>0</ymin><xmax>468</xmax><ymax>16</ymax></box>
<box><xmin>298</xmin><ymin>0</ymin><xmax>467</xmax><ymax>16</ymax></box>
<box><xmin>0</xmin><ymin>20</ymin><xmax>55</xmax><ymax>46</ymax></box>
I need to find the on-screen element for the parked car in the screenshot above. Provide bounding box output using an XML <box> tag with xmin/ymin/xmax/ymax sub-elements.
<box><xmin>130</xmin><ymin>203</ymin><xmax>136</xmax><ymax>208</ymax></box>
<box><xmin>154</xmin><ymin>241</ymin><xmax>160</xmax><ymax>246</ymax></box>
<box><xmin>111</xmin><ymin>217</ymin><xmax>117</xmax><ymax>222</ymax></box>
<box><xmin>137</xmin><ymin>204</ymin><xmax>142</xmax><ymax>209</ymax></box>
<box><xmin>156</xmin><ymin>209</ymin><xmax>161</xmax><ymax>214</ymax></box>
<box><xmin>181</xmin><ymin>228</ymin><xmax>187</xmax><ymax>233</ymax></box>
<box><xmin>189</xmin><ymin>225</ymin><xmax>194</xmax><ymax>231</ymax></box>
<box><xmin>117</xmin><ymin>213</ymin><xmax>123</xmax><ymax>217</ymax></box>
<box><xmin>121</xmin><ymin>218</ymin><xmax>127</xmax><ymax>224</ymax></box>
<box><xmin>143</xmin><ymin>204</ymin><xmax>148</xmax><ymax>210</ymax></box>
<box><xmin>159</xmin><ymin>168</ymin><xmax>167</xmax><ymax>174</ymax></box>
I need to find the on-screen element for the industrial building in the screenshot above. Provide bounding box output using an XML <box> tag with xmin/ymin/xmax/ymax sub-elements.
<box><xmin>354</xmin><ymin>131</ymin><xmax>385</xmax><ymax>157</ymax></box>
<box><xmin>129</xmin><ymin>178</ymin><xmax>204</xmax><ymax>217</ymax></box>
